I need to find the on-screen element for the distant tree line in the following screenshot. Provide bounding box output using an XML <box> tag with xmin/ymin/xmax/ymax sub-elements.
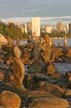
<box><xmin>0</xmin><ymin>22</ymin><xmax>27</xmax><ymax>39</ymax></box>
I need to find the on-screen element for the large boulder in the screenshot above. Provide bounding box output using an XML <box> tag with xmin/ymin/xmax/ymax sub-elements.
<box><xmin>31</xmin><ymin>97</ymin><xmax>69</xmax><ymax>108</ymax></box>
<box><xmin>0</xmin><ymin>91</ymin><xmax>21</xmax><ymax>108</ymax></box>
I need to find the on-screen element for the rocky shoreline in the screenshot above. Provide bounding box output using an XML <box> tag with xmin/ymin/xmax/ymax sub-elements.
<box><xmin>0</xmin><ymin>37</ymin><xmax>71</xmax><ymax>108</ymax></box>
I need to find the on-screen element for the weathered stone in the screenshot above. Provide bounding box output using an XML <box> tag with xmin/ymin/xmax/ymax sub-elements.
<box><xmin>50</xmin><ymin>73</ymin><xmax>61</xmax><ymax>79</ymax></box>
<box><xmin>12</xmin><ymin>58</ymin><xmax>25</xmax><ymax>88</ymax></box>
<box><xmin>66</xmin><ymin>71</ymin><xmax>71</xmax><ymax>82</ymax></box>
<box><xmin>44</xmin><ymin>35</ymin><xmax>50</xmax><ymax>44</ymax></box>
<box><xmin>64</xmin><ymin>36</ymin><xmax>68</xmax><ymax>47</ymax></box>
<box><xmin>0</xmin><ymin>91</ymin><xmax>21</xmax><ymax>108</ymax></box>
<box><xmin>65</xmin><ymin>89</ymin><xmax>71</xmax><ymax>96</ymax></box>
<box><xmin>54</xmin><ymin>47</ymin><xmax>63</xmax><ymax>58</ymax></box>
<box><xmin>22</xmin><ymin>49</ymin><xmax>30</xmax><ymax>64</ymax></box>
<box><xmin>47</xmin><ymin>64</ymin><xmax>56</xmax><ymax>75</ymax></box>
<box><xmin>28</xmin><ymin>58</ymin><xmax>46</xmax><ymax>74</ymax></box>
<box><xmin>47</xmin><ymin>84</ymin><xmax>65</xmax><ymax>96</ymax></box>
<box><xmin>13</xmin><ymin>46</ymin><xmax>22</xmax><ymax>58</ymax></box>
<box><xmin>31</xmin><ymin>97</ymin><xmax>69</xmax><ymax>108</ymax></box>
<box><xmin>0</xmin><ymin>71</ymin><xmax>4</xmax><ymax>81</ymax></box>
<box><xmin>67</xmin><ymin>47</ymin><xmax>71</xmax><ymax>57</ymax></box>
<box><xmin>66</xmin><ymin>71</ymin><xmax>71</xmax><ymax>88</ymax></box>
<box><xmin>28</xmin><ymin>89</ymin><xmax>57</xmax><ymax>98</ymax></box>
<box><xmin>41</xmin><ymin>45</ymin><xmax>52</xmax><ymax>63</ymax></box>
<box><xmin>41</xmin><ymin>36</ymin><xmax>53</xmax><ymax>63</ymax></box>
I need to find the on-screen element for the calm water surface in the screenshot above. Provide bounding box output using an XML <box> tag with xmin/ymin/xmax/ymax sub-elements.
<box><xmin>13</xmin><ymin>38</ymin><xmax>71</xmax><ymax>46</ymax></box>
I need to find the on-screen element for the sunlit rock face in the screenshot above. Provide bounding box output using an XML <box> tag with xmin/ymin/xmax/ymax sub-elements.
<box><xmin>67</xmin><ymin>47</ymin><xmax>71</xmax><ymax>57</ymax></box>
<box><xmin>65</xmin><ymin>89</ymin><xmax>71</xmax><ymax>96</ymax></box>
<box><xmin>64</xmin><ymin>36</ymin><xmax>68</xmax><ymax>47</ymax></box>
<box><xmin>0</xmin><ymin>91</ymin><xmax>21</xmax><ymax>108</ymax></box>
<box><xmin>53</xmin><ymin>47</ymin><xmax>63</xmax><ymax>58</ymax></box>
<box><xmin>47</xmin><ymin>64</ymin><xmax>56</xmax><ymax>75</ymax></box>
<box><xmin>0</xmin><ymin>71</ymin><xmax>4</xmax><ymax>81</ymax></box>
<box><xmin>31</xmin><ymin>97</ymin><xmax>69</xmax><ymax>108</ymax></box>
<box><xmin>12</xmin><ymin>57</ymin><xmax>25</xmax><ymax>88</ymax></box>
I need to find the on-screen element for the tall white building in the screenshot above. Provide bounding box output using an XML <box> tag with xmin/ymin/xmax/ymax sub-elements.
<box><xmin>32</xmin><ymin>17</ymin><xmax>40</xmax><ymax>38</ymax></box>
<box><xmin>24</xmin><ymin>24</ymin><xmax>27</xmax><ymax>33</ymax></box>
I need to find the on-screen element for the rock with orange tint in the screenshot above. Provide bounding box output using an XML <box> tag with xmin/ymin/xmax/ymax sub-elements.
<box><xmin>54</xmin><ymin>47</ymin><xmax>63</xmax><ymax>58</ymax></box>
<box><xmin>65</xmin><ymin>89</ymin><xmax>71</xmax><ymax>96</ymax></box>
<box><xmin>44</xmin><ymin>35</ymin><xmax>50</xmax><ymax>44</ymax></box>
<box><xmin>12</xmin><ymin>57</ymin><xmax>25</xmax><ymax>88</ymax></box>
<box><xmin>47</xmin><ymin>64</ymin><xmax>56</xmax><ymax>75</ymax></box>
<box><xmin>47</xmin><ymin>84</ymin><xmax>65</xmax><ymax>96</ymax></box>
<box><xmin>22</xmin><ymin>50</ymin><xmax>30</xmax><ymax>64</ymax></box>
<box><xmin>51</xmin><ymin>73</ymin><xmax>61</xmax><ymax>79</ymax></box>
<box><xmin>0</xmin><ymin>91</ymin><xmax>21</xmax><ymax>108</ymax></box>
<box><xmin>31</xmin><ymin>97</ymin><xmax>69</xmax><ymax>108</ymax></box>
<box><xmin>0</xmin><ymin>71</ymin><xmax>4</xmax><ymax>81</ymax></box>
<box><xmin>13</xmin><ymin>46</ymin><xmax>22</xmax><ymax>58</ymax></box>
<box><xmin>67</xmin><ymin>47</ymin><xmax>71</xmax><ymax>57</ymax></box>
<box><xmin>66</xmin><ymin>71</ymin><xmax>71</xmax><ymax>88</ymax></box>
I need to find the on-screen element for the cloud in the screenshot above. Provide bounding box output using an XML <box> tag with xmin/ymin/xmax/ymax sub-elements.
<box><xmin>0</xmin><ymin>0</ymin><xmax>71</xmax><ymax>17</ymax></box>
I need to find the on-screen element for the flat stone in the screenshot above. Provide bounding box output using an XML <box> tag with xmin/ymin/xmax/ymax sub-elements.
<box><xmin>31</xmin><ymin>97</ymin><xmax>69</xmax><ymax>108</ymax></box>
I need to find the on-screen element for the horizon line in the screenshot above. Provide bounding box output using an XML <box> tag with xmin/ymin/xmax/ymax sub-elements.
<box><xmin>1</xmin><ymin>16</ymin><xmax>71</xmax><ymax>19</ymax></box>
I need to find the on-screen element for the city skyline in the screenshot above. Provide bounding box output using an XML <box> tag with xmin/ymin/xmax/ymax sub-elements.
<box><xmin>1</xmin><ymin>16</ymin><xmax>71</xmax><ymax>26</ymax></box>
<box><xmin>0</xmin><ymin>0</ymin><xmax>71</xmax><ymax>18</ymax></box>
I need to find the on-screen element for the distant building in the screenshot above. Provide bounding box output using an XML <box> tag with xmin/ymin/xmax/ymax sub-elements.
<box><xmin>27</xmin><ymin>22</ymin><xmax>32</xmax><ymax>35</ymax></box>
<box><xmin>69</xmin><ymin>23</ymin><xmax>71</xmax><ymax>33</ymax></box>
<box><xmin>45</xmin><ymin>26</ymin><xmax>53</xmax><ymax>33</ymax></box>
<box><xmin>64</xmin><ymin>26</ymin><xmax>68</xmax><ymax>33</ymax></box>
<box><xmin>21</xmin><ymin>25</ymin><xmax>25</xmax><ymax>33</ymax></box>
<box><xmin>57</xmin><ymin>21</ymin><xmax>64</xmax><ymax>32</ymax></box>
<box><xmin>16</xmin><ymin>22</ymin><xmax>24</xmax><ymax>29</ymax></box>
<box><xmin>40</xmin><ymin>26</ymin><xmax>45</xmax><ymax>37</ymax></box>
<box><xmin>16</xmin><ymin>23</ymin><xmax>25</xmax><ymax>33</ymax></box>
<box><xmin>27</xmin><ymin>22</ymin><xmax>32</xmax><ymax>31</ymax></box>
<box><xmin>66</xmin><ymin>24</ymin><xmax>69</xmax><ymax>32</ymax></box>
<box><xmin>7</xmin><ymin>19</ymin><xmax>14</xmax><ymax>24</ymax></box>
<box><xmin>24</xmin><ymin>24</ymin><xmax>27</xmax><ymax>33</ymax></box>
<box><xmin>32</xmin><ymin>17</ymin><xmax>40</xmax><ymax>39</ymax></box>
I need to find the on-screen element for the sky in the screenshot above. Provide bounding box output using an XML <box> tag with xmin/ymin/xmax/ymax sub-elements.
<box><xmin>0</xmin><ymin>0</ymin><xmax>71</xmax><ymax>18</ymax></box>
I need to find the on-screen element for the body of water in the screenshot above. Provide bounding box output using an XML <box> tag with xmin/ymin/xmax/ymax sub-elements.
<box><xmin>53</xmin><ymin>38</ymin><xmax>71</xmax><ymax>46</ymax></box>
<box><xmin>14</xmin><ymin>38</ymin><xmax>71</xmax><ymax>46</ymax></box>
